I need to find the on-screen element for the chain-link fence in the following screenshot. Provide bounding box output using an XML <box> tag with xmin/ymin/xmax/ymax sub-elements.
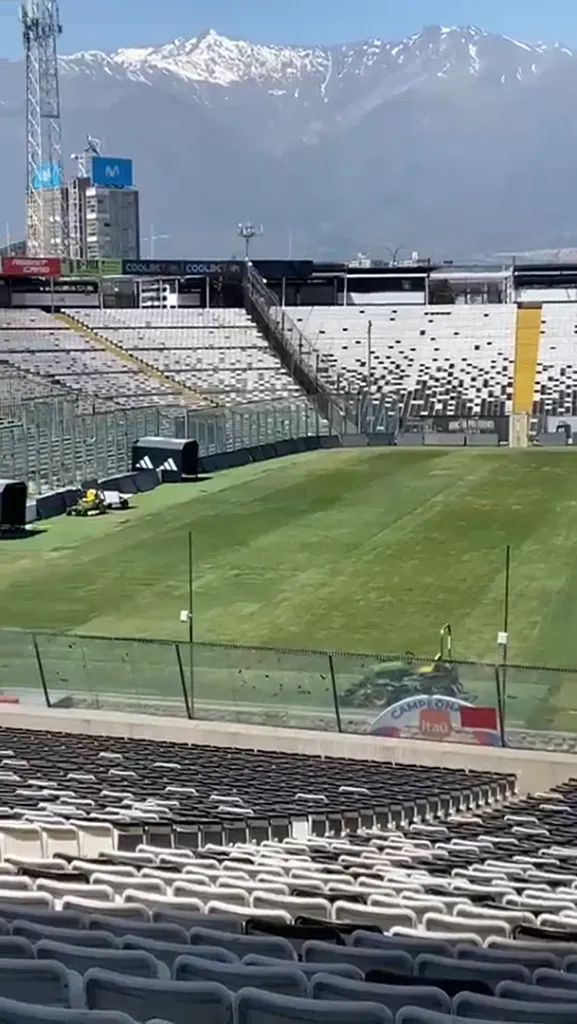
<box><xmin>3</xmin><ymin>627</ymin><xmax>577</xmax><ymax>752</ymax></box>
<box><xmin>0</xmin><ymin>396</ymin><xmax>327</xmax><ymax>494</ymax></box>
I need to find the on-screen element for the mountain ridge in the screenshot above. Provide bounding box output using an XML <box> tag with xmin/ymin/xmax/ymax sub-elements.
<box><xmin>59</xmin><ymin>24</ymin><xmax>575</xmax><ymax>90</ymax></box>
<box><xmin>1</xmin><ymin>24</ymin><xmax>577</xmax><ymax>258</ymax></box>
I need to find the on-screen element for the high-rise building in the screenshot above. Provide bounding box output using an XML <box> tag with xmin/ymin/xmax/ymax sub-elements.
<box><xmin>67</xmin><ymin>153</ymin><xmax>140</xmax><ymax>260</ymax></box>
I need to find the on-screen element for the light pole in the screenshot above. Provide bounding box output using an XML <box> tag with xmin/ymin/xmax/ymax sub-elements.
<box><xmin>142</xmin><ymin>225</ymin><xmax>170</xmax><ymax>259</ymax></box>
<box><xmin>238</xmin><ymin>222</ymin><xmax>263</xmax><ymax>261</ymax></box>
<box><xmin>385</xmin><ymin>245</ymin><xmax>408</xmax><ymax>265</ymax></box>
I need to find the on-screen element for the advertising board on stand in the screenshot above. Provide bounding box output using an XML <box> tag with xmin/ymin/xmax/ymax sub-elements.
<box><xmin>121</xmin><ymin>259</ymin><xmax>244</xmax><ymax>277</ymax></box>
<box><xmin>1</xmin><ymin>257</ymin><xmax>61</xmax><ymax>278</ymax></box>
<box><xmin>369</xmin><ymin>694</ymin><xmax>500</xmax><ymax>746</ymax></box>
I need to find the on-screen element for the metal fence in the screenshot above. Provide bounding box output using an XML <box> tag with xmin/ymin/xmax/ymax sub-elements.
<box><xmin>2</xmin><ymin>627</ymin><xmax>577</xmax><ymax>753</ymax></box>
<box><xmin>0</xmin><ymin>397</ymin><xmax>328</xmax><ymax>494</ymax></box>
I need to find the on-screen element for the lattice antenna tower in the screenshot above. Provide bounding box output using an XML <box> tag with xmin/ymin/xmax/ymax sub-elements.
<box><xmin>21</xmin><ymin>0</ymin><xmax>66</xmax><ymax>255</ymax></box>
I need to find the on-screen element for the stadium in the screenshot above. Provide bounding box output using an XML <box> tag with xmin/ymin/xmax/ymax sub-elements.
<box><xmin>2</xmin><ymin>5</ymin><xmax>577</xmax><ymax>1024</ymax></box>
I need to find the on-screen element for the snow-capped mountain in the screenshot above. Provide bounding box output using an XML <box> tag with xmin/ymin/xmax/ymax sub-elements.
<box><xmin>60</xmin><ymin>26</ymin><xmax>574</xmax><ymax>90</ymax></box>
<box><xmin>1</xmin><ymin>25</ymin><xmax>577</xmax><ymax>257</ymax></box>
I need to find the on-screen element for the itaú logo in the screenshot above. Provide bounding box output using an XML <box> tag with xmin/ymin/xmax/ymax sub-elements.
<box><xmin>105</xmin><ymin>164</ymin><xmax>121</xmax><ymax>179</ymax></box>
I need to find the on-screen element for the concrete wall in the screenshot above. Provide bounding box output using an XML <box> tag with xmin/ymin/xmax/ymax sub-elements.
<box><xmin>1</xmin><ymin>705</ymin><xmax>576</xmax><ymax>795</ymax></box>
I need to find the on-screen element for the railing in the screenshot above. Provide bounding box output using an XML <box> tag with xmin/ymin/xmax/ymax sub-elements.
<box><xmin>243</xmin><ymin>265</ymin><xmax>357</xmax><ymax>435</ymax></box>
<box><xmin>0</xmin><ymin>397</ymin><xmax>326</xmax><ymax>494</ymax></box>
<box><xmin>2</xmin><ymin>627</ymin><xmax>577</xmax><ymax>753</ymax></box>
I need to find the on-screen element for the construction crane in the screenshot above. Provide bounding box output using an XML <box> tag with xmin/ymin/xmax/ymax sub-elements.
<box><xmin>21</xmin><ymin>0</ymin><xmax>66</xmax><ymax>256</ymax></box>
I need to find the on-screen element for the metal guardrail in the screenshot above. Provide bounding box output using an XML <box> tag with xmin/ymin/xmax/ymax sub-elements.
<box><xmin>0</xmin><ymin>397</ymin><xmax>326</xmax><ymax>494</ymax></box>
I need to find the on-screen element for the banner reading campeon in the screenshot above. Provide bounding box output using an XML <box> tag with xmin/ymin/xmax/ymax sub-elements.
<box><xmin>369</xmin><ymin>694</ymin><xmax>500</xmax><ymax>746</ymax></box>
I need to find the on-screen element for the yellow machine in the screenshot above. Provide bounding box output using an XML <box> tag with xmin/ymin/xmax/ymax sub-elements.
<box><xmin>66</xmin><ymin>487</ymin><xmax>107</xmax><ymax>517</ymax></box>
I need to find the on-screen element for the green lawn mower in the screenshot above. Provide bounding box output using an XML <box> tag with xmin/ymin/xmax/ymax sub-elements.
<box><xmin>341</xmin><ymin>624</ymin><xmax>465</xmax><ymax>709</ymax></box>
<box><xmin>66</xmin><ymin>487</ymin><xmax>129</xmax><ymax>517</ymax></box>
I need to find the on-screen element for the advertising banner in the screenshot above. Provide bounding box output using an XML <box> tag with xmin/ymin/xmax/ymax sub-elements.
<box><xmin>32</xmin><ymin>163</ymin><xmax>62</xmax><ymax>190</ymax></box>
<box><xmin>90</xmin><ymin>157</ymin><xmax>133</xmax><ymax>189</ymax></box>
<box><xmin>369</xmin><ymin>694</ymin><xmax>499</xmax><ymax>746</ymax></box>
<box><xmin>121</xmin><ymin>259</ymin><xmax>243</xmax><ymax>277</ymax></box>
<box><xmin>61</xmin><ymin>259</ymin><xmax>123</xmax><ymax>278</ymax></box>
<box><xmin>403</xmin><ymin>416</ymin><xmax>508</xmax><ymax>439</ymax></box>
<box><xmin>2</xmin><ymin>257</ymin><xmax>61</xmax><ymax>278</ymax></box>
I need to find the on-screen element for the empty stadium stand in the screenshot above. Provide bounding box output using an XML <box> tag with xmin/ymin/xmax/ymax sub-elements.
<box><xmin>533</xmin><ymin>305</ymin><xmax>577</xmax><ymax>417</ymax></box>
<box><xmin>0</xmin><ymin>311</ymin><xmax>189</xmax><ymax>411</ymax></box>
<box><xmin>291</xmin><ymin>306</ymin><xmax>516</xmax><ymax>418</ymax></box>
<box><xmin>69</xmin><ymin>309</ymin><xmax>304</xmax><ymax>406</ymax></box>
<box><xmin>0</xmin><ymin>726</ymin><xmax>572</xmax><ymax>1020</ymax></box>
<box><xmin>0</xmin><ymin>725</ymin><xmax>573</xmax><ymax>1019</ymax></box>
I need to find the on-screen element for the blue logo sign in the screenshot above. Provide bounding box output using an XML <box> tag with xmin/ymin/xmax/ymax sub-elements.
<box><xmin>32</xmin><ymin>163</ymin><xmax>62</xmax><ymax>190</ymax></box>
<box><xmin>91</xmin><ymin>157</ymin><xmax>133</xmax><ymax>189</ymax></box>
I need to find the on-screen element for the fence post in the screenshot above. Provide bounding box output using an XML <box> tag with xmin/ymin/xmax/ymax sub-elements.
<box><xmin>32</xmin><ymin>634</ymin><xmax>51</xmax><ymax>708</ymax></box>
<box><xmin>175</xmin><ymin>644</ymin><xmax>192</xmax><ymax>720</ymax></box>
<box><xmin>494</xmin><ymin>665</ymin><xmax>506</xmax><ymax>748</ymax></box>
<box><xmin>328</xmin><ymin>655</ymin><xmax>343</xmax><ymax>733</ymax></box>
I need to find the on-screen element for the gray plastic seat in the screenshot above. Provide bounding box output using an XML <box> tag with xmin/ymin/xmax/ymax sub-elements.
<box><xmin>243</xmin><ymin>955</ymin><xmax>363</xmax><ymax>981</ymax></box>
<box><xmin>415</xmin><ymin>953</ymin><xmax>530</xmax><ymax>990</ymax></box>
<box><xmin>122</xmin><ymin>936</ymin><xmax>233</xmax><ymax>969</ymax></box>
<box><xmin>0</xmin><ymin>938</ymin><xmax>34</xmax><ymax>960</ymax></box>
<box><xmin>397</xmin><ymin>1011</ymin><xmax>492</xmax><ymax>1024</ymax></box>
<box><xmin>310</xmin><ymin>973</ymin><xmax>450</xmax><ymax>1014</ymax></box>
<box><xmin>454</xmin><ymin>991</ymin><xmax>577</xmax><ymax>1022</ymax></box>
<box><xmin>88</xmin><ymin>918</ymin><xmax>187</xmax><ymax>943</ymax></box>
<box><xmin>534</xmin><ymin>969</ymin><xmax>577</xmax><ymax>991</ymax></box>
<box><xmin>456</xmin><ymin>944</ymin><xmax>559</xmax><ymax>971</ymax></box>
<box><xmin>353</xmin><ymin>932</ymin><xmax>455</xmax><ymax>960</ymax></box>
<box><xmin>496</xmin><ymin>980</ymin><xmax>577</xmax><ymax>1003</ymax></box>
<box><xmin>0</xmin><ymin>997</ymin><xmax>137</xmax><ymax>1024</ymax></box>
<box><xmin>189</xmin><ymin>928</ymin><xmax>296</xmax><ymax>962</ymax></box>
<box><xmin>152</xmin><ymin>910</ymin><xmax>242</xmax><ymax>933</ymax></box>
<box><xmin>174</xmin><ymin>954</ymin><xmax>308</xmax><ymax>996</ymax></box>
<box><xmin>36</xmin><ymin>941</ymin><xmax>169</xmax><ymax>980</ymax></box>
<box><xmin>0</xmin><ymin>960</ymin><xmax>84</xmax><ymax>1008</ymax></box>
<box><xmin>1</xmin><ymin>911</ymin><xmax>85</xmax><ymax>929</ymax></box>
<box><xmin>12</xmin><ymin>924</ymin><xmax>119</xmax><ymax>949</ymax></box>
<box><xmin>303</xmin><ymin>941</ymin><xmax>413</xmax><ymax>976</ymax></box>
<box><xmin>235</xmin><ymin>987</ymin><xmax>394</xmax><ymax>1024</ymax></box>
<box><xmin>85</xmin><ymin>970</ymin><xmax>234</xmax><ymax>1024</ymax></box>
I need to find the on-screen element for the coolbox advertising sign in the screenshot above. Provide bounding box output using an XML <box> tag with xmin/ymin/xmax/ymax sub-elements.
<box><xmin>91</xmin><ymin>157</ymin><xmax>133</xmax><ymax>189</ymax></box>
<box><xmin>121</xmin><ymin>259</ymin><xmax>243</xmax><ymax>277</ymax></box>
<box><xmin>2</xmin><ymin>257</ymin><xmax>61</xmax><ymax>278</ymax></box>
<box><xmin>369</xmin><ymin>695</ymin><xmax>499</xmax><ymax>746</ymax></box>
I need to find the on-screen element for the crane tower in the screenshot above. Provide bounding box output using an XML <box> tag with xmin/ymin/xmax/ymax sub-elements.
<box><xmin>21</xmin><ymin>0</ymin><xmax>66</xmax><ymax>256</ymax></box>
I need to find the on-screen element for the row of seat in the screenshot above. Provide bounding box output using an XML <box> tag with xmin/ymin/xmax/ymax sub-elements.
<box><xmin>0</xmin><ymin>909</ymin><xmax>577</xmax><ymax>1023</ymax></box>
<box><xmin>70</xmin><ymin>310</ymin><xmax>302</xmax><ymax>406</ymax></box>
<box><xmin>0</xmin><ymin>727</ymin><xmax>507</xmax><ymax>831</ymax></box>
<box><xmin>291</xmin><ymin>305</ymin><xmax>515</xmax><ymax>418</ymax></box>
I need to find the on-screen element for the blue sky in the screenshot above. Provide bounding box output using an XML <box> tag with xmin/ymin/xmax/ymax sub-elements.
<box><xmin>0</xmin><ymin>0</ymin><xmax>575</xmax><ymax>59</ymax></box>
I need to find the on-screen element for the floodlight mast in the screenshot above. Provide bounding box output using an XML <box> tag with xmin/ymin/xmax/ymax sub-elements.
<box><xmin>21</xmin><ymin>0</ymin><xmax>66</xmax><ymax>256</ymax></box>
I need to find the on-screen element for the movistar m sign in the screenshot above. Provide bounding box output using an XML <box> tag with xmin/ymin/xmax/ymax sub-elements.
<box><xmin>91</xmin><ymin>157</ymin><xmax>133</xmax><ymax>190</ymax></box>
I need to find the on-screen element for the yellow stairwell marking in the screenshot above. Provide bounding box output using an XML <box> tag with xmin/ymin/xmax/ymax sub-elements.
<box><xmin>53</xmin><ymin>312</ymin><xmax>218</xmax><ymax>408</ymax></box>
<box><xmin>513</xmin><ymin>304</ymin><xmax>542</xmax><ymax>415</ymax></box>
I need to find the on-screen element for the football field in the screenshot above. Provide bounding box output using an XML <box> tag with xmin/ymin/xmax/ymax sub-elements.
<box><xmin>1</xmin><ymin>446</ymin><xmax>577</xmax><ymax>662</ymax></box>
<box><xmin>1</xmin><ymin>447</ymin><xmax>577</xmax><ymax>730</ymax></box>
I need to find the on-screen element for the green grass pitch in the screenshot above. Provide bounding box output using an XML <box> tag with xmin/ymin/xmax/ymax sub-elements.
<box><xmin>1</xmin><ymin>447</ymin><xmax>577</xmax><ymax>730</ymax></box>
